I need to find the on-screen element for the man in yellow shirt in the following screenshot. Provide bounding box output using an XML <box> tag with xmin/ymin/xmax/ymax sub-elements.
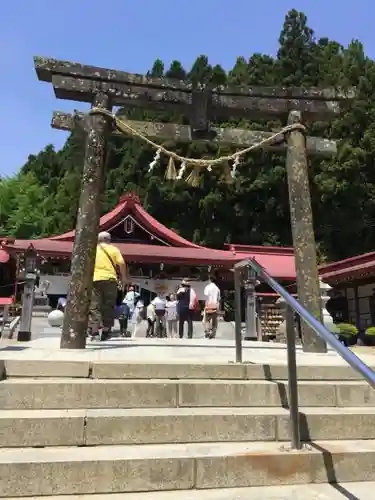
<box><xmin>89</xmin><ymin>231</ymin><xmax>128</xmax><ymax>341</ymax></box>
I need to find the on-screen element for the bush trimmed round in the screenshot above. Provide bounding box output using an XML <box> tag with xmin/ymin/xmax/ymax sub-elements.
<box><xmin>336</xmin><ymin>323</ymin><xmax>358</xmax><ymax>336</ymax></box>
<box><xmin>47</xmin><ymin>309</ymin><xmax>64</xmax><ymax>327</ymax></box>
<box><xmin>365</xmin><ymin>326</ymin><xmax>375</xmax><ymax>336</ymax></box>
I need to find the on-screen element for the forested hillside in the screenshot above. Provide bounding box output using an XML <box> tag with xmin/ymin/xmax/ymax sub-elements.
<box><xmin>1</xmin><ymin>9</ymin><xmax>374</xmax><ymax>262</ymax></box>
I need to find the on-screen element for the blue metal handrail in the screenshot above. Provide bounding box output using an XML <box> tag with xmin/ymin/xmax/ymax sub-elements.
<box><xmin>247</xmin><ymin>258</ymin><xmax>375</xmax><ymax>389</ymax></box>
<box><xmin>234</xmin><ymin>258</ymin><xmax>375</xmax><ymax>449</ymax></box>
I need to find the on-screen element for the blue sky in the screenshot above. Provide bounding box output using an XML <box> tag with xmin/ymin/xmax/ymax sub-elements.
<box><xmin>1</xmin><ymin>0</ymin><xmax>374</xmax><ymax>176</ymax></box>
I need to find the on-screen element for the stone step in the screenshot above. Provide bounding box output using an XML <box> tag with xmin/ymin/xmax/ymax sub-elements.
<box><xmin>3</xmin><ymin>359</ymin><xmax>371</xmax><ymax>381</ymax></box>
<box><xmin>3</xmin><ymin>482</ymin><xmax>373</xmax><ymax>499</ymax></box>
<box><xmin>1</xmin><ymin>378</ymin><xmax>374</xmax><ymax>409</ymax></box>
<box><xmin>1</xmin><ymin>440</ymin><xmax>375</xmax><ymax>496</ymax></box>
<box><xmin>2</xmin><ymin>407</ymin><xmax>375</xmax><ymax>447</ymax></box>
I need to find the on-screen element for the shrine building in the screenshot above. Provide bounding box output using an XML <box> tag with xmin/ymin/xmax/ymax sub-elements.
<box><xmin>0</xmin><ymin>193</ymin><xmax>297</xmax><ymax>337</ymax></box>
<box><xmin>320</xmin><ymin>253</ymin><xmax>375</xmax><ymax>329</ymax></box>
<box><xmin>3</xmin><ymin>192</ymin><xmax>375</xmax><ymax>332</ymax></box>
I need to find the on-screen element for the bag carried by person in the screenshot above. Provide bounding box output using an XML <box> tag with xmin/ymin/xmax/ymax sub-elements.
<box><xmin>99</xmin><ymin>244</ymin><xmax>124</xmax><ymax>305</ymax></box>
<box><xmin>188</xmin><ymin>288</ymin><xmax>200</xmax><ymax>311</ymax></box>
<box><xmin>99</xmin><ymin>244</ymin><xmax>121</xmax><ymax>283</ymax></box>
<box><xmin>205</xmin><ymin>304</ymin><xmax>218</xmax><ymax>314</ymax></box>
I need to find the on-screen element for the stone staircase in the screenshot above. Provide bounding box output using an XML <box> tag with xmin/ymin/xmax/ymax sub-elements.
<box><xmin>1</xmin><ymin>359</ymin><xmax>375</xmax><ymax>498</ymax></box>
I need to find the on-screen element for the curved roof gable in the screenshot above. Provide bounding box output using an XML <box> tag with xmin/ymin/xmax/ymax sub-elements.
<box><xmin>50</xmin><ymin>192</ymin><xmax>201</xmax><ymax>248</ymax></box>
<box><xmin>319</xmin><ymin>251</ymin><xmax>375</xmax><ymax>281</ymax></box>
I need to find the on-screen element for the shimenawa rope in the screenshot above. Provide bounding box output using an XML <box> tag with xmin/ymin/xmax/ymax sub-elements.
<box><xmin>88</xmin><ymin>107</ymin><xmax>305</xmax><ymax>184</ymax></box>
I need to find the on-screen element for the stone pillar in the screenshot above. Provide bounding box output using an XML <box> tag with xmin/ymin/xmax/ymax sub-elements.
<box><xmin>244</xmin><ymin>266</ymin><xmax>257</xmax><ymax>339</ymax></box>
<box><xmin>18</xmin><ymin>247</ymin><xmax>38</xmax><ymax>341</ymax></box>
<box><xmin>256</xmin><ymin>295</ymin><xmax>263</xmax><ymax>341</ymax></box>
<box><xmin>285</xmin><ymin>110</ymin><xmax>327</xmax><ymax>353</ymax></box>
<box><xmin>60</xmin><ymin>92</ymin><xmax>111</xmax><ymax>349</ymax></box>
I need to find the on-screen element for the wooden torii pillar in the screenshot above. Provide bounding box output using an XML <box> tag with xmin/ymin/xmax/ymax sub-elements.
<box><xmin>34</xmin><ymin>56</ymin><xmax>351</xmax><ymax>351</ymax></box>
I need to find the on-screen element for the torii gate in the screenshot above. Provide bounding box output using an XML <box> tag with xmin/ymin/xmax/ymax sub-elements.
<box><xmin>34</xmin><ymin>56</ymin><xmax>352</xmax><ymax>352</ymax></box>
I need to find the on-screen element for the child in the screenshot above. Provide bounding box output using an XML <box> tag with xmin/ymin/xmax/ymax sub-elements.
<box><xmin>121</xmin><ymin>285</ymin><xmax>140</xmax><ymax>335</ymax></box>
<box><xmin>146</xmin><ymin>302</ymin><xmax>156</xmax><ymax>337</ymax></box>
<box><xmin>131</xmin><ymin>300</ymin><xmax>144</xmax><ymax>338</ymax></box>
<box><xmin>118</xmin><ymin>303</ymin><xmax>130</xmax><ymax>337</ymax></box>
<box><xmin>166</xmin><ymin>293</ymin><xmax>178</xmax><ymax>338</ymax></box>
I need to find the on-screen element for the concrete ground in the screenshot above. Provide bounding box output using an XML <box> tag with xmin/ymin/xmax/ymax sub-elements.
<box><xmin>0</xmin><ymin>324</ymin><xmax>374</xmax><ymax>367</ymax></box>
<box><xmin>32</xmin><ymin>316</ymin><xmax>238</xmax><ymax>341</ymax></box>
<box><xmin>8</xmin><ymin>483</ymin><xmax>371</xmax><ymax>499</ymax></box>
<box><xmin>17</xmin><ymin>483</ymin><xmax>371</xmax><ymax>499</ymax></box>
<box><xmin>0</xmin><ymin>314</ymin><xmax>374</xmax><ymax>366</ymax></box>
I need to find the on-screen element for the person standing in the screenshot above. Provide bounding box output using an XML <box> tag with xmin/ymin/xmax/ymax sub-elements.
<box><xmin>89</xmin><ymin>232</ymin><xmax>128</xmax><ymax>341</ymax></box>
<box><xmin>146</xmin><ymin>302</ymin><xmax>156</xmax><ymax>337</ymax></box>
<box><xmin>152</xmin><ymin>294</ymin><xmax>167</xmax><ymax>337</ymax></box>
<box><xmin>121</xmin><ymin>285</ymin><xmax>140</xmax><ymax>335</ymax></box>
<box><xmin>131</xmin><ymin>299</ymin><xmax>145</xmax><ymax>338</ymax></box>
<box><xmin>176</xmin><ymin>279</ymin><xmax>197</xmax><ymax>339</ymax></box>
<box><xmin>203</xmin><ymin>275</ymin><xmax>221</xmax><ymax>339</ymax></box>
<box><xmin>166</xmin><ymin>293</ymin><xmax>178</xmax><ymax>338</ymax></box>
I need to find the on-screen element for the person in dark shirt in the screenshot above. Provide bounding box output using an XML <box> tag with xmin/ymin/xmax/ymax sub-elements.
<box><xmin>176</xmin><ymin>278</ymin><xmax>197</xmax><ymax>339</ymax></box>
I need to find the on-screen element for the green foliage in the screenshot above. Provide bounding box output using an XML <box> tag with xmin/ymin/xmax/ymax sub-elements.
<box><xmin>147</xmin><ymin>59</ymin><xmax>164</xmax><ymax>78</ymax></box>
<box><xmin>2</xmin><ymin>9</ymin><xmax>375</xmax><ymax>262</ymax></box>
<box><xmin>0</xmin><ymin>172</ymin><xmax>50</xmax><ymax>238</ymax></box>
<box><xmin>165</xmin><ymin>60</ymin><xmax>186</xmax><ymax>80</ymax></box>
<box><xmin>365</xmin><ymin>326</ymin><xmax>375</xmax><ymax>336</ymax></box>
<box><xmin>277</xmin><ymin>9</ymin><xmax>318</xmax><ymax>86</ymax></box>
<box><xmin>336</xmin><ymin>323</ymin><xmax>359</xmax><ymax>336</ymax></box>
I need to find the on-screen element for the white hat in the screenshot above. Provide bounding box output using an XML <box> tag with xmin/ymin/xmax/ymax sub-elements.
<box><xmin>98</xmin><ymin>231</ymin><xmax>111</xmax><ymax>242</ymax></box>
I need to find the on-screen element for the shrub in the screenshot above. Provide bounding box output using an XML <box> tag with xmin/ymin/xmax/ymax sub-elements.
<box><xmin>336</xmin><ymin>323</ymin><xmax>358</xmax><ymax>337</ymax></box>
<box><xmin>365</xmin><ymin>326</ymin><xmax>375</xmax><ymax>336</ymax></box>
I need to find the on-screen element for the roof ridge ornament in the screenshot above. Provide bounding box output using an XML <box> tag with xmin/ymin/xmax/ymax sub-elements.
<box><xmin>119</xmin><ymin>192</ymin><xmax>141</xmax><ymax>204</ymax></box>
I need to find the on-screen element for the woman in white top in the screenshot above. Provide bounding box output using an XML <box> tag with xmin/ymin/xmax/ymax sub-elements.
<box><xmin>165</xmin><ymin>293</ymin><xmax>178</xmax><ymax>338</ymax></box>
<box><xmin>131</xmin><ymin>300</ymin><xmax>144</xmax><ymax>338</ymax></box>
<box><xmin>120</xmin><ymin>285</ymin><xmax>140</xmax><ymax>335</ymax></box>
<box><xmin>151</xmin><ymin>295</ymin><xmax>167</xmax><ymax>337</ymax></box>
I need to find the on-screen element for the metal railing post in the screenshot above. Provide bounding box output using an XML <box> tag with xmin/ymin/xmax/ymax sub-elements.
<box><xmin>234</xmin><ymin>268</ymin><xmax>243</xmax><ymax>363</ymax></box>
<box><xmin>285</xmin><ymin>304</ymin><xmax>301</xmax><ymax>449</ymax></box>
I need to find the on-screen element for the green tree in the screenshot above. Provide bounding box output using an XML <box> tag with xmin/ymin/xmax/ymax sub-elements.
<box><xmin>165</xmin><ymin>60</ymin><xmax>186</xmax><ymax>80</ymax></box>
<box><xmin>228</xmin><ymin>56</ymin><xmax>249</xmax><ymax>85</ymax></box>
<box><xmin>148</xmin><ymin>58</ymin><xmax>164</xmax><ymax>78</ymax></box>
<box><xmin>277</xmin><ymin>9</ymin><xmax>318</xmax><ymax>86</ymax></box>
<box><xmin>248</xmin><ymin>54</ymin><xmax>277</xmax><ymax>85</ymax></box>
<box><xmin>0</xmin><ymin>172</ymin><xmax>50</xmax><ymax>238</ymax></box>
<box><xmin>210</xmin><ymin>64</ymin><xmax>227</xmax><ymax>85</ymax></box>
<box><xmin>188</xmin><ymin>55</ymin><xmax>212</xmax><ymax>85</ymax></box>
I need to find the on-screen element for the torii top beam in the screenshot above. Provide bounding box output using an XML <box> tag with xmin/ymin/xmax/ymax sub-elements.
<box><xmin>34</xmin><ymin>56</ymin><xmax>354</xmax><ymax>121</ymax></box>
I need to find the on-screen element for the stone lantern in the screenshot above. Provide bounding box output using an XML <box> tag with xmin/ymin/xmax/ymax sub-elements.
<box><xmin>18</xmin><ymin>246</ymin><xmax>38</xmax><ymax>341</ymax></box>
<box><xmin>319</xmin><ymin>279</ymin><xmax>339</xmax><ymax>334</ymax></box>
<box><xmin>276</xmin><ymin>279</ymin><xmax>338</xmax><ymax>344</ymax></box>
